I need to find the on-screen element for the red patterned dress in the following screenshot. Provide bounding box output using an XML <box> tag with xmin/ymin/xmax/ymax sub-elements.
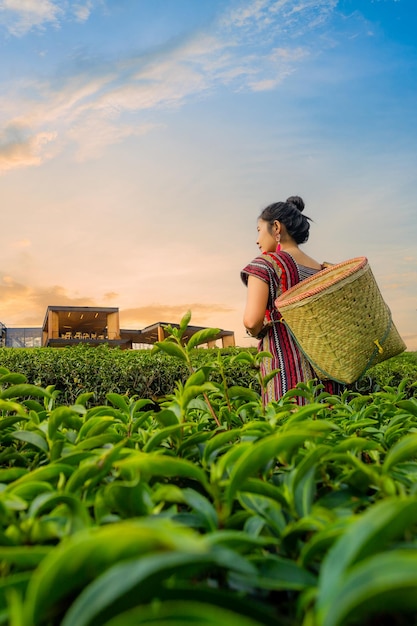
<box><xmin>241</xmin><ymin>251</ymin><xmax>340</xmax><ymax>405</ymax></box>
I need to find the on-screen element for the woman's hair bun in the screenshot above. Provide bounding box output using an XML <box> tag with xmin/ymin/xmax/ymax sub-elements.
<box><xmin>286</xmin><ymin>195</ymin><xmax>305</xmax><ymax>213</ymax></box>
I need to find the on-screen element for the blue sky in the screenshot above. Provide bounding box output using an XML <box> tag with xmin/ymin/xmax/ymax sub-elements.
<box><xmin>0</xmin><ymin>0</ymin><xmax>416</xmax><ymax>349</ymax></box>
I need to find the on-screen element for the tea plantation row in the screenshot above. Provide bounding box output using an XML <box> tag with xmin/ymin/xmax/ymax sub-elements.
<box><xmin>0</xmin><ymin>322</ymin><xmax>416</xmax><ymax>625</ymax></box>
<box><xmin>0</xmin><ymin>344</ymin><xmax>416</xmax><ymax>405</ymax></box>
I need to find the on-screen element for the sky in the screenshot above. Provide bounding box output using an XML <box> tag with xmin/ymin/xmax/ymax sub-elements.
<box><xmin>0</xmin><ymin>0</ymin><xmax>416</xmax><ymax>350</ymax></box>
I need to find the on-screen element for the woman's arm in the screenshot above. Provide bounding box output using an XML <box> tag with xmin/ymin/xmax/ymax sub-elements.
<box><xmin>243</xmin><ymin>275</ymin><xmax>269</xmax><ymax>337</ymax></box>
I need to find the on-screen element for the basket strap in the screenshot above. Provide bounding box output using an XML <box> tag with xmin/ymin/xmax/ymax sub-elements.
<box><xmin>278</xmin><ymin>309</ymin><xmax>394</xmax><ymax>385</ymax></box>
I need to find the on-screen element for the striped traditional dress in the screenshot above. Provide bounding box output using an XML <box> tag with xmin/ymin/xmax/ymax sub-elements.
<box><xmin>241</xmin><ymin>251</ymin><xmax>341</xmax><ymax>406</ymax></box>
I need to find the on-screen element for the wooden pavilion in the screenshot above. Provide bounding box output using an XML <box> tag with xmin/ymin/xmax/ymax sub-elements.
<box><xmin>42</xmin><ymin>306</ymin><xmax>235</xmax><ymax>349</ymax></box>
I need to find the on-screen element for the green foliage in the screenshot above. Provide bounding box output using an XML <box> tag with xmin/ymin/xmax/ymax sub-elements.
<box><xmin>357</xmin><ymin>352</ymin><xmax>417</xmax><ymax>397</ymax></box>
<box><xmin>0</xmin><ymin>319</ymin><xmax>417</xmax><ymax>625</ymax></box>
<box><xmin>0</xmin><ymin>344</ymin><xmax>259</xmax><ymax>406</ymax></box>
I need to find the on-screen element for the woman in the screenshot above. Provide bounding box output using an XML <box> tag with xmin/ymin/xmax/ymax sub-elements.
<box><xmin>241</xmin><ymin>196</ymin><xmax>340</xmax><ymax>405</ymax></box>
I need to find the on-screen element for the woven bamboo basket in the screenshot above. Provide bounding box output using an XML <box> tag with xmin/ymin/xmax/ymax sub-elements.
<box><xmin>274</xmin><ymin>257</ymin><xmax>406</xmax><ymax>384</ymax></box>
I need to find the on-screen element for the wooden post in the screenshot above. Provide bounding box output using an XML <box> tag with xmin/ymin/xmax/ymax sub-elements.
<box><xmin>157</xmin><ymin>325</ymin><xmax>165</xmax><ymax>342</ymax></box>
<box><xmin>107</xmin><ymin>311</ymin><xmax>120</xmax><ymax>340</ymax></box>
<box><xmin>48</xmin><ymin>309</ymin><xmax>59</xmax><ymax>341</ymax></box>
<box><xmin>222</xmin><ymin>334</ymin><xmax>235</xmax><ymax>348</ymax></box>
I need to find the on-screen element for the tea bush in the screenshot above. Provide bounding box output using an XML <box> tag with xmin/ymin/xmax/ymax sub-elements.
<box><xmin>0</xmin><ymin>315</ymin><xmax>417</xmax><ymax>625</ymax></box>
<box><xmin>360</xmin><ymin>351</ymin><xmax>417</xmax><ymax>396</ymax></box>
<box><xmin>0</xmin><ymin>342</ymin><xmax>415</xmax><ymax>406</ymax></box>
<box><xmin>0</xmin><ymin>344</ymin><xmax>259</xmax><ymax>405</ymax></box>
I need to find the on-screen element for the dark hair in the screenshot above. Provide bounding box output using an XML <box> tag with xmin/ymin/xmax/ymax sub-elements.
<box><xmin>258</xmin><ymin>195</ymin><xmax>312</xmax><ymax>244</ymax></box>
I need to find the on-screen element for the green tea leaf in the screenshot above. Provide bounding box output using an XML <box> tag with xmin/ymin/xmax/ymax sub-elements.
<box><xmin>202</xmin><ymin>428</ymin><xmax>242</xmax><ymax>464</ymax></box>
<box><xmin>154</xmin><ymin>342</ymin><xmax>187</xmax><ymax>362</ymax></box>
<box><xmin>205</xmin><ymin>530</ymin><xmax>278</xmax><ymax>550</ymax></box>
<box><xmin>179</xmin><ymin>310</ymin><xmax>192</xmax><ymax>334</ymax></box>
<box><xmin>28</xmin><ymin>493</ymin><xmax>91</xmax><ymax>533</ymax></box>
<box><xmin>383</xmin><ymin>434</ymin><xmax>417</xmax><ymax>473</ymax></box>
<box><xmin>239</xmin><ymin>478</ymin><xmax>288</xmax><ymax>508</ymax></box>
<box><xmin>283</xmin><ymin>404</ymin><xmax>333</xmax><ymax>427</ymax></box>
<box><xmin>24</xmin><ymin>520</ymin><xmax>203</xmax><ymax>626</ymax></box>
<box><xmin>48</xmin><ymin>406</ymin><xmax>83</xmax><ymax>439</ymax></box>
<box><xmin>155</xmin><ymin>409</ymin><xmax>179</xmax><ymax>427</ymax></box>
<box><xmin>0</xmin><ymin>373</ymin><xmax>27</xmax><ymax>385</ymax></box>
<box><xmin>60</xmin><ymin>547</ymin><xmax>255</xmax><ymax>626</ymax></box>
<box><xmin>293</xmin><ymin>465</ymin><xmax>316</xmax><ymax>518</ymax></box>
<box><xmin>210</xmin><ymin>442</ymin><xmax>252</xmax><ymax>484</ymax></box>
<box><xmin>181</xmin><ymin>383</ymin><xmax>217</xmax><ymax>409</ymax></box>
<box><xmin>177</xmin><ymin>430</ymin><xmax>212</xmax><ymax>455</ymax></box>
<box><xmin>0</xmin><ymin>546</ymin><xmax>51</xmax><ymax>569</ymax></box>
<box><xmin>316</xmin><ymin>496</ymin><xmax>417</xmax><ymax>621</ymax></box>
<box><xmin>75</xmin><ymin>433</ymin><xmax>121</xmax><ymax>450</ymax></box>
<box><xmin>6</xmin><ymin>464</ymin><xmax>74</xmax><ymax>490</ymax></box>
<box><xmin>232</xmin><ymin>352</ymin><xmax>256</xmax><ymax>364</ymax></box>
<box><xmin>290</xmin><ymin>444</ymin><xmax>330</xmax><ymax>493</ymax></box>
<box><xmin>102</xmin><ymin>601</ymin><xmax>266</xmax><ymax>626</ymax></box>
<box><xmin>184</xmin><ymin>369</ymin><xmax>207</xmax><ymax>388</ymax></box>
<box><xmin>300</xmin><ymin>519</ymin><xmax>349</xmax><ymax>568</ymax></box>
<box><xmin>103</xmin><ymin>481</ymin><xmax>153</xmax><ymax>518</ymax></box>
<box><xmin>0</xmin><ymin>401</ymin><xmax>28</xmax><ymax>419</ymax></box>
<box><xmin>0</xmin><ymin>468</ymin><xmax>28</xmax><ymax>483</ymax></box>
<box><xmin>116</xmin><ymin>452</ymin><xmax>210</xmax><ymax>492</ymax></box>
<box><xmin>227</xmin><ymin>387</ymin><xmax>260</xmax><ymax>402</ymax></box>
<box><xmin>12</xmin><ymin>431</ymin><xmax>48</xmax><ymax>454</ymax></box>
<box><xmin>262</xmin><ymin>370</ymin><xmax>281</xmax><ymax>387</ymax></box>
<box><xmin>230</xmin><ymin>554</ymin><xmax>317</xmax><ymax>591</ymax></box>
<box><xmin>74</xmin><ymin>392</ymin><xmax>95</xmax><ymax>407</ymax></box>
<box><xmin>187</xmin><ymin>328</ymin><xmax>221</xmax><ymax>351</ymax></box>
<box><xmin>180</xmin><ymin>488</ymin><xmax>219</xmax><ymax>532</ymax></box>
<box><xmin>0</xmin><ymin>492</ymin><xmax>27</xmax><ymax>511</ymax></box>
<box><xmin>331</xmin><ymin>437</ymin><xmax>379</xmax><ymax>453</ymax></box>
<box><xmin>321</xmin><ymin>550</ymin><xmax>417</xmax><ymax>626</ymax></box>
<box><xmin>22</xmin><ymin>399</ymin><xmax>46</xmax><ymax>414</ymax></box>
<box><xmin>58</xmin><ymin>450</ymin><xmax>98</xmax><ymax>466</ymax></box>
<box><xmin>0</xmin><ymin>413</ymin><xmax>29</xmax><ymax>429</ymax></box>
<box><xmin>65</xmin><ymin>445</ymin><xmax>124</xmax><ymax>493</ymax></box>
<box><xmin>78</xmin><ymin>416</ymin><xmax>114</xmax><ymax>440</ymax></box>
<box><xmin>9</xmin><ymin>481</ymin><xmax>55</xmax><ymax>501</ymax></box>
<box><xmin>0</xmin><ymin>572</ymin><xmax>31</xmax><ymax>612</ymax></box>
<box><xmin>238</xmin><ymin>493</ymin><xmax>286</xmax><ymax>537</ymax></box>
<box><xmin>0</xmin><ymin>385</ymin><xmax>52</xmax><ymax>400</ymax></box>
<box><xmin>143</xmin><ymin>424</ymin><xmax>190</xmax><ymax>453</ymax></box>
<box><xmin>396</xmin><ymin>399</ymin><xmax>417</xmax><ymax>417</ymax></box>
<box><xmin>105</xmin><ymin>394</ymin><xmax>129</xmax><ymax>413</ymax></box>
<box><xmin>226</xmin><ymin>431</ymin><xmax>318</xmax><ymax>507</ymax></box>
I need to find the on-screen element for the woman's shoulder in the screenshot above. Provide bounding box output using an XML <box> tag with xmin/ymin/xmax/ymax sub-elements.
<box><xmin>241</xmin><ymin>252</ymin><xmax>282</xmax><ymax>285</ymax></box>
<box><xmin>242</xmin><ymin>250</ymin><xmax>301</xmax><ymax>276</ymax></box>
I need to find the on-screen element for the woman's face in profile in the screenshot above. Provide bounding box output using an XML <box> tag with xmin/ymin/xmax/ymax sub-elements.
<box><xmin>256</xmin><ymin>219</ymin><xmax>276</xmax><ymax>253</ymax></box>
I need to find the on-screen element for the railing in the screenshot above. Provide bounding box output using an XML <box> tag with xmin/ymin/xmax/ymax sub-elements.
<box><xmin>53</xmin><ymin>331</ymin><xmax>121</xmax><ymax>340</ymax></box>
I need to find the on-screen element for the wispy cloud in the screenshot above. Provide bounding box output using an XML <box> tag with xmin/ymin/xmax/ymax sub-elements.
<box><xmin>72</xmin><ymin>1</ymin><xmax>94</xmax><ymax>23</ymax></box>
<box><xmin>0</xmin><ymin>122</ymin><xmax>57</xmax><ymax>171</ymax></box>
<box><xmin>0</xmin><ymin>0</ymin><xmax>96</xmax><ymax>35</ymax></box>
<box><xmin>0</xmin><ymin>276</ymin><xmax>101</xmax><ymax>325</ymax></box>
<box><xmin>0</xmin><ymin>0</ymin><xmax>62</xmax><ymax>36</ymax></box>
<box><xmin>0</xmin><ymin>1</ymin><xmax>343</xmax><ymax>171</ymax></box>
<box><xmin>222</xmin><ymin>0</ymin><xmax>338</xmax><ymax>40</ymax></box>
